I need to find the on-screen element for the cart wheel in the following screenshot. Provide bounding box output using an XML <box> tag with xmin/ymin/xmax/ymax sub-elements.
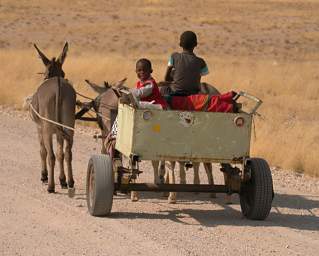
<box><xmin>240</xmin><ymin>158</ymin><xmax>273</xmax><ymax>220</ymax></box>
<box><xmin>86</xmin><ymin>154</ymin><xmax>114</xmax><ymax>217</ymax></box>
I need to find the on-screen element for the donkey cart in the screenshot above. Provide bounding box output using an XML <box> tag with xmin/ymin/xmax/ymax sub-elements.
<box><xmin>86</xmin><ymin>91</ymin><xmax>273</xmax><ymax>220</ymax></box>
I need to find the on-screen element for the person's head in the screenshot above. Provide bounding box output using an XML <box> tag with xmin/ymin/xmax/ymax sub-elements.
<box><xmin>179</xmin><ymin>31</ymin><xmax>197</xmax><ymax>51</ymax></box>
<box><xmin>136</xmin><ymin>58</ymin><xmax>153</xmax><ymax>81</ymax></box>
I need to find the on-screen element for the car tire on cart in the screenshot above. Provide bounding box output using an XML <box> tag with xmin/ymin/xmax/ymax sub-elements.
<box><xmin>240</xmin><ymin>158</ymin><xmax>273</xmax><ymax>220</ymax></box>
<box><xmin>86</xmin><ymin>154</ymin><xmax>114</xmax><ymax>217</ymax></box>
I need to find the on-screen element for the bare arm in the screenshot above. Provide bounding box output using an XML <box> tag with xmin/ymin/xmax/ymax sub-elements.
<box><xmin>164</xmin><ymin>66</ymin><xmax>174</xmax><ymax>82</ymax></box>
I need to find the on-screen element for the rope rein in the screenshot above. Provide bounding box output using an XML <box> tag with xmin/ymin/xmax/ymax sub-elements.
<box><xmin>75</xmin><ymin>91</ymin><xmax>118</xmax><ymax>110</ymax></box>
<box><xmin>75</xmin><ymin>91</ymin><xmax>94</xmax><ymax>100</ymax></box>
<box><xmin>29</xmin><ymin>96</ymin><xmax>111</xmax><ymax>131</ymax></box>
<box><xmin>29</xmin><ymin>103</ymin><xmax>75</xmax><ymax>131</ymax></box>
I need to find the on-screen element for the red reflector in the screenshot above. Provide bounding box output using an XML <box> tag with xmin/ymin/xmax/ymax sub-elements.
<box><xmin>234</xmin><ymin>117</ymin><xmax>245</xmax><ymax>127</ymax></box>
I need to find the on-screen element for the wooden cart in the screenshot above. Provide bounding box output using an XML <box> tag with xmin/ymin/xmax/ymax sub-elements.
<box><xmin>86</xmin><ymin>91</ymin><xmax>273</xmax><ymax>220</ymax></box>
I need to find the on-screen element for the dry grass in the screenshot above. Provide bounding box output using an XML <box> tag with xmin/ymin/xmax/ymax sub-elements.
<box><xmin>0</xmin><ymin>0</ymin><xmax>318</xmax><ymax>176</ymax></box>
<box><xmin>1</xmin><ymin>49</ymin><xmax>318</xmax><ymax>176</ymax></box>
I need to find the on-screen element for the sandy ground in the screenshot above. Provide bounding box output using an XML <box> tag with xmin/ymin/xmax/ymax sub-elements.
<box><xmin>0</xmin><ymin>107</ymin><xmax>318</xmax><ymax>256</ymax></box>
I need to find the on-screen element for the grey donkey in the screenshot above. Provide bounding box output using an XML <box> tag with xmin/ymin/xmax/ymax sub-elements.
<box><xmin>25</xmin><ymin>42</ymin><xmax>76</xmax><ymax>194</ymax></box>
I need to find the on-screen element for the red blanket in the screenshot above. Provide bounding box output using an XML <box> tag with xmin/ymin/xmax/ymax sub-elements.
<box><xmin>169</xmin><ymin>92</ymin><xmax>235</xmax><ymax>112</ymax></box>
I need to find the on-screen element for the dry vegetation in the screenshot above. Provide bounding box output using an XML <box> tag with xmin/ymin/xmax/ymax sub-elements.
<box><xmin>0</xmin><ymin>0</ymin><xmax>318</xmax><ymax>176</ymax></box>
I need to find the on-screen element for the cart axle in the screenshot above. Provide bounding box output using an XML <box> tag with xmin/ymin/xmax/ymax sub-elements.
<box><xmin>116</xmin><ymin>183</ymin><xmax>238</xmax><ymax>193</ymax></box>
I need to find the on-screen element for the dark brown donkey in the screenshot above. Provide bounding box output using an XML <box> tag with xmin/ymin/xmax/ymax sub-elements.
<box><xmin>26</xmin><ymin>42</ymin><xmax>76</xmax><ymax>194</ymax></box>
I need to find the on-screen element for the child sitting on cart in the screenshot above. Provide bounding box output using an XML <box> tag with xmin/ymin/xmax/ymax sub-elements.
<box><xmin>106</xmin><ymin>58</ymin><xmax>167</xmax><ymax>157</ymax></box>
<box><xmin>131</xmin><ymin>58</ymin><xmax>168</xmax><ymax>109</ymax></box>
<box><xmin>161</xmin><ymin>30</ymin><xmax>209</xmax><ymax>96</ymax></box>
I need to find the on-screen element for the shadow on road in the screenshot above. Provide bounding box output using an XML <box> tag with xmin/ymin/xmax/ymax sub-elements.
<box><xmin>111</xmin><ymin>192</ymin><xmax>319</xmax><ymax>231</ymax></box>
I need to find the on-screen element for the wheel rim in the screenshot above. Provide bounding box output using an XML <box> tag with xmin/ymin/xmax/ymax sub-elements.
<box><xmin>88</xmin><ymin>165</ymin><xmax>95</xmax><ymax>210</ymax></box>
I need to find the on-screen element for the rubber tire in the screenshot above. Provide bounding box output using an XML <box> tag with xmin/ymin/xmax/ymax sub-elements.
<box><xmin>240</xmin><ymin>158</ymin><xmax>273</xmax><ymax>220</ymax></box>
<box><xmin>86</xmin><ymin>154</ymin><xmax>114</xmax><ymax>217</ymax></box>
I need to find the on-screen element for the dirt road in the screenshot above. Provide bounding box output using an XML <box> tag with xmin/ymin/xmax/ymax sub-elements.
<box><xmin>0</xmin><ymin>108</ymin><xmax>318</xmax><ymax>256</ymax></box>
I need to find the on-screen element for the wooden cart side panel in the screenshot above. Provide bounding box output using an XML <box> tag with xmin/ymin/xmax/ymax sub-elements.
<box><xmin>115</xmin><ymin>104</ymin><xmax>135</xmax><ymax>157</ymax></box>
<box><xmin>133</xmin><ymin>110</ymin><xmax>192</xmax><ymax>159</ymax></box>
<box><xmin>116</xmin><ymin>104</ymin><xmax>252</xmax><ymax>161</ymax></box>
<box><xmin>191</xmin><ymin>112</ymin><xmax>251</xmax><ymax>160</ymax></box>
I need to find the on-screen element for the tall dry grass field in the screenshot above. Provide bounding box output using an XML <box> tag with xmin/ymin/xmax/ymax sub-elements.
<box><xmin>0</xmin><ymin>0</ymin><xmax>318</xmax><ymax>176</ymax></box>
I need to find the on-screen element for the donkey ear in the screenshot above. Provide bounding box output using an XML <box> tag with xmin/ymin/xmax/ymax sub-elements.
<box><xmin>57</xmin><ymin>42</ymin><xmax>68</xmax><ymax>65</ymax></box>
<box><xmin>104</xmin><ymin>81</ymin><xmax>111</xmax><ymax>89</ymax></box>
<box><xmin>85</xmin><ymin>79</ymin><xmax>107</xmax><ymax>94</ymax></box>
<box><xmin>33</xmin><ymin>44</ymin><xmax>50</xmax><ymax>66</ymax></box>
<box><xmin>114</xmin><ymin>77</ymin><xmax>127</xmax><ymax>88</ymax></box>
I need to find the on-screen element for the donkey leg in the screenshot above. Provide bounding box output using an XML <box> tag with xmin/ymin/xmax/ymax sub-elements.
<box><xmin>130</xmin><ymin>168</ymin><xmax>139</xmax><ymax>202</ymax></box>
<box><xmin>168</xmin><ymin>161</ymin><xmax>177</xmax><ymax>204</ymax></box>
<box><xmin>179</xmin><ymin>161</ymin><xmax>186</xmax><ymax>184</ymax></box>
<box><xmin>151</xmin><ymin>161</ymin><xmax>161</xmax><ymax>184</ymax></box>
<box><xmin>56</xmin><ymin>134</ymin><xmax>67</xmax><ymax>189</ymax></box>
<box><xmin>193</xmin><ymin>162</ymin><xmax>200</xmax><ymax>185</ymax></box>
<box><xmin>192</xmin><ymin>162</ymin><xmax>200</xmax><ymax>195</ymax></box>
<box><xmin>38</xmin><ymin>130</ymin><xmax>48</xmax><ymax>184</ymax></box>
<box><xmin>43</xmin><ymin>133</ymin><xmax>55</xmax><ymax>193</ymax></box>
<box><xmin>161</xmin><ymin>161</ymin><xmax>169</xmax><ymax>197</ymax></box>
<box><xmin>224</xmin><ymin>172</ymin><xmax>232</xmax><ymax>204</ymax></box>
<box><xmin>203</xmin><ymin>162</ymin><xmax>216</xmax><ymax>198</ymax></box>
<box><xmin>159</xmin><ymin>161</ymin><xmax>165</xmax><ymax>184</ymax></box>
<box><xmin>131</xmin><ymin>183</ymin><xmax>139</xmax><ymax>202</ymax></box>
<box><xmin>101</xmin><ymin>129</ymin><xmax>108</xmax><ymax>154</ymax></box>
<box><xmin>65</xmin><ymin>134</ymin><xmax>74</xmax><ymax>188</ymax></box>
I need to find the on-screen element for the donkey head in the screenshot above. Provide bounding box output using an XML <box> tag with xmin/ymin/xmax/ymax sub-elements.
<box><xmin>83</xmin><ymin>79</ymin><xmax>125</xmax><ymax>133</ymax></box>
<box><xmin>34</xmin><ymin>42</ymin><xmax>68</xmax><ymax>80</ymax></box>
<box><xmin>85</xmin><ymin>79</ymin><xmax>112</xmax><ymax>95</ymax></box>
<box><xmin>84</xmin><ymin>78</ymin><xmax>126</xmax><ymax>116</ymax></box>
<box><xmin>85</xmin><ymin>78</ymin><xmax>127</xmax><ymax>95</ymax></box>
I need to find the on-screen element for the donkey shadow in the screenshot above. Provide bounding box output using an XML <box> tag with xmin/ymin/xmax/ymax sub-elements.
<box><xmin>111</xmin><ymin>192</ymin><xmax>319</xmax><ymax>232</ymax></box>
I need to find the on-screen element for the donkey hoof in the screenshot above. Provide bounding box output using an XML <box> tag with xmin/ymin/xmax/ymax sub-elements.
<box><xmin>68</xmin><ymin>182</ymin><xmax>75</xmax><ymax>189</ymax></box>
<box><xmin>47</xmin><ymin>187</ymin><xmax>55</xmax><ymax>193</ymax></box>
<box><xmin>68</xmin><ymin>187</ymin><xmax>75</xmax><ymax>198</ymax></box>
<box><xmin>131</xmin><ymin>195</ymin><xmax>139</xmax><ymax>202</ymax></box>
<box><xmin>41</xmin><ymin>176</ymin><xmax>48</xmax><ymax>184</ymax></box>
<box><xmin>154</xmin><ymin>178</ymin><xmax>163</xmax><ymax>185</ymax></box>
<box><xmin>159</xmin><ymin>175</ymin><xmax>165</xmax><ymax>184</ymax></box>
<box><xmin>168</xmin><ymin>198</ymin><xmax>176</xmax><ymax>204</ymax></box>
<box><xmin>131</xmin><ymin>192</ymin><xmax>139</xmax><ymax>202</ymax></box>
<box><xmin>60</xmin><ymin>180</ymin><xmax>68</xmax><ymax>189</ymax></box>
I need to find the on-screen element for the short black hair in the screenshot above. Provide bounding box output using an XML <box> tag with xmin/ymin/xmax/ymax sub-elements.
<box><xmin>136</xmin><ymin>58</ymin><xmax>152</xmax><ymax>71</ymax></box>
<box><xmin>180</xmin><ymin>31</ymin><xmax>197</xmax><ymax>50</ymax></box>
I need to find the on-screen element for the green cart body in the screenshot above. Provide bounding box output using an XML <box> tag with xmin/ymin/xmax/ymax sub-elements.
<box><xmin>116</xmin><ymin>103</ymin><xmax>252</xmax><ymax>163</ymax></box>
